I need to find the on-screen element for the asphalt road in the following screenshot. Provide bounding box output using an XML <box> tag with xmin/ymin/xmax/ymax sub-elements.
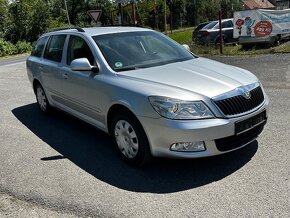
<box><xmin>0</xmin><ymin>55</ymin><xmax>27</xmax><ymax>66</ymax></box>
<box><xmin>0</xmin><ymin>54</ymin><xmax>289</xmax><ymax>217</ymax></box>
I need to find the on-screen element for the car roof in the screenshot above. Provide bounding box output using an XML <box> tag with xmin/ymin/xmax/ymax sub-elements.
<box><xmin>43</xmin><ymin>26</ymin><xmax>153</xmax><ymax>37</ymax></box>
<box><xmin>202</xmin><ymin>18</ymin><xmax>233</xmax><ymax>29</ymax></box>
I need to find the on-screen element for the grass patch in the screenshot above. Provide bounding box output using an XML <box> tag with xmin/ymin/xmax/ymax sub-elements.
<box><xmin>273</xmin><ymin>41</ymin><xmax>290</xmax><ymax>53</ymax></box>
<box><xmin>169</xmin><ymin>29</ymin><xmax>290</xmax><ymax>56</ymax></box>
<box><xmin>191</xmin><ymin>44</ymin><xmax>276</xmax><ymax>56</ymax></box>
<box><xmin>169</xmin><ymin>29</ymin><xmax>192</xmax><ymax>45</ymax></box>
<box><xmin>0</xmin><ymin>52</ymin><xmax>30</xmax><ymax>59</ymax></box>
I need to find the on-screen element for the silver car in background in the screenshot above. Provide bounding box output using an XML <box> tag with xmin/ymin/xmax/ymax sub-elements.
<box><xmin>26</xmin><ymin>27</ymin><xmax>268</xmax><ymax>165</ymax></box>
<box><xmin>197</xmin><ymin>18</ymin><xmax>238</xmax><ymax>46</ymax></box>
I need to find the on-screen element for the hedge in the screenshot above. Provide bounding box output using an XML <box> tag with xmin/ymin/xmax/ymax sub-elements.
<box><xmin>0</xmin><ymin>38</ymin><xmax>32</xmax><ymax>57</ymax></box>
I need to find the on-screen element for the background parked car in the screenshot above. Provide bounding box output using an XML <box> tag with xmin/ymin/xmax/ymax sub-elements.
<box><xmin>192</xmin><ymin>21</ymin><xmax>210</xmax><ymax>43</ymax></box>
<box><xmin>196</xmin><ymin>18</ymin><xmax>238</xmax><ymax>46</ymax></box>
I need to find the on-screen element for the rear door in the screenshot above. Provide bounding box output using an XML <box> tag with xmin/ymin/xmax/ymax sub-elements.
<box><xmin>222</xmin><ymin>20</ymin><xmax>235</xmax><ymax>42</ymax></box>
<box><xmin>42</xmin><ymin>34</ymin><xmax>67</xmax><ymax>101</ymax></box>
<box><xmin>27</xmin><ymin>36</ymin><xmax>49</xmax><ymax>83</ymax></box>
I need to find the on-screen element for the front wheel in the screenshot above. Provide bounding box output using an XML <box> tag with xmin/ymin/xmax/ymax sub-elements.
<box><xmin>111</xmin><ymin>112</ymin><xmax>151</xmax><ymax>166</ymax></box>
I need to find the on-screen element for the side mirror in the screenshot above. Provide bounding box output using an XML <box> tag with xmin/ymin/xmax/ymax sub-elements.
<box><xmin>70</xmin><ymin>58</ymin><xmax>99</xmax><ymax>73</ymax></box>
<box><xmin>182</xmin><ymin>44</ymin><xmax>190</xmax><ymax>51</ymax></box>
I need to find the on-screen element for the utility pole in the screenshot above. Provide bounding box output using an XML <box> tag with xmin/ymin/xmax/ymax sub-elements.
<box><xmin>153</xmin><ymin>0</ymin><xmax>157</xmax><ymax>29</ymax></box>
<box><xmin>170</xmin><ymin>0</ymin><xmax>173</xmax><ymax>34</ymax></box>
<box><xmin>64</xmin><ymin>0</ymin><xmax>71</xmax><ymax>26</ymax></box>
<box><xmin>218</xmin><ymin>1</ymin><xmax>223</xmax><ymax>54</ymax></box>
<box><xmin>164</xmin><ymin>0</ymin><xmax>167</xmax><ymax>34</ymax></box>
<box><xmin>132</xmin><ymin>1</ymin><xmax>136</xmax><ymax>25</ymax></box>
<box><xmin>118</xmin><ymin>2</ymin><xmax>123</xmax><ymax>25</ymax></box>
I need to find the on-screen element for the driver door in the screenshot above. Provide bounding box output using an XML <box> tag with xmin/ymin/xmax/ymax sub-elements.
<box><xmin>60</xmin><ymin>35</ymin><xmax>103</xmax><ymax>123</ymax></box>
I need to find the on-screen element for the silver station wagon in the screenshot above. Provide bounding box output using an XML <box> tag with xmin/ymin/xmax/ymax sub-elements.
<box><xmin>26</xmin><ymin>27</ymin><xmax>269</xmax><ymax>165</ymax></box>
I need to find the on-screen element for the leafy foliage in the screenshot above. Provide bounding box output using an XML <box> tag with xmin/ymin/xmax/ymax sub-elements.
<box><xmin>5</xmin><ymin>0</ymin><xmax>50</xmax><ymax>43</ymax></box>
<box><xmin>0</xmin><ymin>0</ymin><xmax>243</xmax><ymax>56</ymax></box>
<box><xmin>0</xmin><ymin>0</ymin><xmax>8</xmax><ymax>37</ymax></box>
<box><xmin>0</xmin><ymin>38</ymin><xmax>31</xmax><ymax>57</ymax></box>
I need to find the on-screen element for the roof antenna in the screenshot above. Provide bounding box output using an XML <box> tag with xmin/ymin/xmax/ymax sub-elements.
<box><xmin>64</xmin><ymin>0</ymin><xmax>71</xmax><ymax>25</ymax></box>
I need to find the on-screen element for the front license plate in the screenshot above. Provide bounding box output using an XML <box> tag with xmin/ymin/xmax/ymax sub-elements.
<box><xmin>235</xmin><ymin>110</ymin><xmax>267</xmax><ymax>135</ymax></box>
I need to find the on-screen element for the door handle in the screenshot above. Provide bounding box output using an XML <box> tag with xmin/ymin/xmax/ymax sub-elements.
<box><xmin>62</xmin><ymin>73</ymin><xmax>68</xmax><ymax>79</ymax></box>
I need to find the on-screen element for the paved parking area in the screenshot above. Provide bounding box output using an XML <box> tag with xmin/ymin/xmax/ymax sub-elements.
<box><xmin>0</xmin><ymin>54</ymin><xmax>289</xmax><ymax>217</ymax></box>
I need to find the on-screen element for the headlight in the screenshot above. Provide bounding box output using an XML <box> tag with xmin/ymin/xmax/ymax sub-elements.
<box><xmin>148</xmin><ymin>96</ymin><xmax>214</xmax><ymax>120</ymax></box>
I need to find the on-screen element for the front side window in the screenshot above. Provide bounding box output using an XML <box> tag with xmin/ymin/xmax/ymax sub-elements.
<box><xmin>67</xmin><ymin>36</ymin><xmax>95</xmax><ymax>65</ymax></box>
<box><xmin>44</xmin><ymin>35</ymin><xmax>66</xmax><ymax>63</ymax></box>
<box><xmin>93</xmin><ymin>31</ymin><xmax>195</xmax><ymax>72</ymax></box>
<box><xmin>31</xmin><ymin>36</ymin><xmax>48</xmax><ymax>57</ymax></box>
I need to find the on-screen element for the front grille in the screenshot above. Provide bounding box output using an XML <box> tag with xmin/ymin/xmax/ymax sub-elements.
<box><xmin>215</xmin><ymin>123</ymin><xmax>265</xmax><ymax>152</ymax></box>
<box><xmin>214</xmin><ymin>86</ymin><xmax>264</xmax><ymax>116</ymax></box>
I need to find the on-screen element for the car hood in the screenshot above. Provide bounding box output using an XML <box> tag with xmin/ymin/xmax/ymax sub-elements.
<box><xmin>118</xmin><ymin>57</ymin><xmax>258</xmax><ymax>98</ymax></box>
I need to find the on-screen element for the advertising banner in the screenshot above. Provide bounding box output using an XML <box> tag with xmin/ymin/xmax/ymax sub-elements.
<box><xmin>233</xmin><ymin>9</ymin><xmax>290</xmax><ymax>38</ymax></box>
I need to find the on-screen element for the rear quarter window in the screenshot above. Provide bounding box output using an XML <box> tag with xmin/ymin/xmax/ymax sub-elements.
<box><xmin>31</xmin><ymin>36</ymin><xmax>48</xmax><ymax>57</ymax></box>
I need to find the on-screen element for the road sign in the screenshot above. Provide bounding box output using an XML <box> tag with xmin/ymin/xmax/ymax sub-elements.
<box><xmin>87</xmin><ymin>10</ymin><xmax>102</xmax><ymax>24</ymax></box>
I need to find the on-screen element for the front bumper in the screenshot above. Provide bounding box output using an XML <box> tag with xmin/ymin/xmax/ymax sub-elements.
<box><xmin>138</xmin><ymin>97</ymin><xmax>269</xmax><ymax>158</ymax></box>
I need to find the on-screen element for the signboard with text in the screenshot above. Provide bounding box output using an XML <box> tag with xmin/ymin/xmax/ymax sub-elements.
<box><xmin>234</xmin><ymin>9</ymin><xmax>290</xmax><ymax>38</ymax></box>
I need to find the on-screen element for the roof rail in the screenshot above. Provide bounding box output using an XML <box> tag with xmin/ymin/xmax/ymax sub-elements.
<box><xmin>46</xmin><ymin>26</ymin><xmax>85</xmax><ymax>33</ymax></box>
<box><xmin>105</xmin><ymin>24</ymin><xmax>144</xmax><ymax>28</ymax></box>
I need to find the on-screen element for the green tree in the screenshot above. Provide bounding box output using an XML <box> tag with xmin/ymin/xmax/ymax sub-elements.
<box><xmin>0</xmin><ymin>0</ymin><xmax>9</xmax><ymax>37</ymax></box>
<box><xmin>5</xmin><ymin>0</ymin><xmax>50</xmax><ymax>43</ymax></box>
<box><xmin>46</xmin><ymin>0</ymin><xmax>68</xmax><ymax>27</ymax></box>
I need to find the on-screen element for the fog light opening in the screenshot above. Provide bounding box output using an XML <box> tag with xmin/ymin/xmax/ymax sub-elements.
<box><xmin>170</xmin><ymin>141</ymin><xmax>206</xmax><ymax>152</ymax></box>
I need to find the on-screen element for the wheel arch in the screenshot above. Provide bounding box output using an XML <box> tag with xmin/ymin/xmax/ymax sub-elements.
<box><xmin>106</xmin><ymin>103</ymin><xmax>153</xmax><ymax>161</ymax></box>
<box><xmin>107</xmin><ymin>103</ymin><xmax>140</xmax><ymax>135</ymax></box>
<box><xmin>215</xmin><ymin>34</ymin><xmax>228</xmax><ymax>45</ymax></box>
<box><xmin>32</xmin><ymin>79</ymin><xmax>42</xmax><ymax>94</ymax></box>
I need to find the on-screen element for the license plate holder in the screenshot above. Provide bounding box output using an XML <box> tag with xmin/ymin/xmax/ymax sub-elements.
<box><xmin>235</xmin><ymin>110</ymin><xmax>267</xmax><ymax>135</ymax></box>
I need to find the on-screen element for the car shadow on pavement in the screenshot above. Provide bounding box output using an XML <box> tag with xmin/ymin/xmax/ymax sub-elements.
<box><xmin>12</xmin><ymin>103</ymin><xmax>258</xmax><ymax>194</ymax></box>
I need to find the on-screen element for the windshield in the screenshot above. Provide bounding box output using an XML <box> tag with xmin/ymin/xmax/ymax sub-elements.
<box><xmin>92</xmin><ymin>31</ymin><xmax>195</xmax><ymax>72</ymax></box>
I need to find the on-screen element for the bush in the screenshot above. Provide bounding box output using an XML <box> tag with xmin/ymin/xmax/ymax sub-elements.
<box><xmin>0</xmin><ymin>38</ymin><xmax>31</xmax><ymax>57</ymax></box>
<box><xmin>0</xmin><ymin>38</ymin><xmax>16</xmax><ymax>56</ymax></box>
<box><xmin>16</xmin><ymin>41</ymin><xmax>32</xmax><ymax>54</ymax></box>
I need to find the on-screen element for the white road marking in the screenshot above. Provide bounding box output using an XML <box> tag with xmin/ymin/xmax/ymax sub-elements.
<box><xmin>0</xmin><ymin>61</ymin><xmax>26</xmax><ymax>67</ymax></box>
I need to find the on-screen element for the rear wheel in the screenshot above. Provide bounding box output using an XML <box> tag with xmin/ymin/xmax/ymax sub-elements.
<box><xmin>274</xmin><ymin>35</ymin><xmax>281</xmax><ymax>46</ymax></box>
<box><xmin>35</xmin><ymin>84</ymin><xmax>50</xmax><ymax>113</ymax></box>
<box><xmin>111</xmin><ymin>111</ymin><xmax>151</xmax><ymax>165</ymax></box>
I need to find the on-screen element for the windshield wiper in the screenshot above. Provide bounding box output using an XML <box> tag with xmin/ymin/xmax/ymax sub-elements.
<box><xmin>115</xmin><ymin>66</ymin><xmax>142</xmax><ymax>72</ymax></box>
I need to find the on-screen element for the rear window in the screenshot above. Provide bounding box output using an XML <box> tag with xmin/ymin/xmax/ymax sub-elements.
<box><xmin>44</xmin><ymin>35</ymin><xmax>66</xmax><ymax>63</ymax></box>
<box><xmin>203</xmin><ymin>21</ymin><xmax>218</xmax><ymax>30</ymax></box>
<box><xmin>31</xmin><ymin>36</ymin><xmax>48</xmax><ymax>57</ymax></box>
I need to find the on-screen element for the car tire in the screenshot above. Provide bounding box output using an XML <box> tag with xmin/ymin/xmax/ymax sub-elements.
<box><xmin>274</xmin><ymin>35</ymin><xmax>281</xmax><ymax>46</ymax></box>
<box><xmin>35</xmin><ymin>84</ymin><xmax>51</xmax><ymax>114</ymax></box>
<box><xmin>111</xmin><ymin>111</ymin><xmax>151</xmax><ymax>166</ymax></box>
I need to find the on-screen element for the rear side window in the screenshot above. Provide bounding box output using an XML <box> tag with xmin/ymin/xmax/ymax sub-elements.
<box><xmin>222</xmin><ymin>20</ymin><xmax>233</xmax><ymax>28</ymax></box>
<box><xmin>44</xmin><ymin>35</ymin><xmax>66</xmax><ymax>63</ymax></box>
<box><xmin>31</xmin><ymin>36</ymin><xmax>48</xmax><ymax>57</ymax></box>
